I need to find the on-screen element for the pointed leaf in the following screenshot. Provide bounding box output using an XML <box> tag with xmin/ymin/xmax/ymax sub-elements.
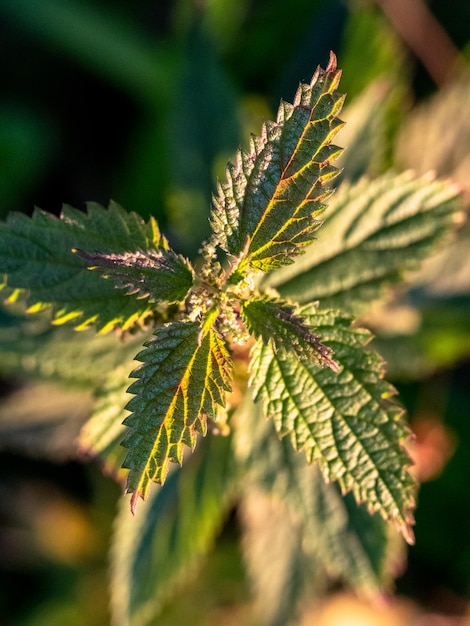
<box><xmin>211</xmin><ymin>52</ymin><xmax>345</xmax><ymax>274</ymax></box>
<box><xmin>235</xmin><ymin>397</ymin><xmax>405</xmax><ymax>600</ymax></box>
<box><xmin>0</xmin><ymin>201</ymin><xmax>171</xmax><ymax>332</ymax></box>
<box><xmin>249</xmin><ymin>305</ymin><xmax>416</xmax><ymax>542</ymax></box>
<box><xmin>123</xmin><ymin>320</ymin><xmax>232</xmax><ymax>506</ymax></box>
<box><xmin>265</xmin><ymin>171</ymin><xmax>463</xmax><ymax>314</ymax></box>
<box><xmin>74</xmin><ymin>248</ymin><xmax>194</xmax><ymax>304</ymax></box>
<box><xmin>111</xmin><ymin>435</ymin><xmax>237</xmax><ymax>626</ymax></box>
<box><xmin>240</xmin><ymin>295</ymin><xmax>338</xmax><ymax>370</ymax></box>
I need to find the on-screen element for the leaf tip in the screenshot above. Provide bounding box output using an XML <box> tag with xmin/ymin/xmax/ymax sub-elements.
<box><xmin>129</xmin><ymin>490</ymin><xmax>141</xmax><ymax>516</ymax></box>
<box><xmin>326</xmin><ymin>50</ymin><xmax>337</xmax><ymax>72</ymax></box>
<box><xmin>327</xmin><ymin>357</ymin><xmax>341</xmax><ymax>374</ymax></box>
<box><xmin>316</xmin><ymin>343</ymin><xmax>341</xmax><ymax>373</ymax></box>
<box><xmin>394</xmin><ymin>483</ymin><xmax>416</xmax><ymax>545</ymax></box>
<box><xmin>402</xmin><ymin>520</ymin><xmax>415</xmax><ymax>546</ymax></box>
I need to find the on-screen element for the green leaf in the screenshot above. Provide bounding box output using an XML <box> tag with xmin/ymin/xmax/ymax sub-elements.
<box><xmin>0</xmin><ymin>201</ymin><xmax>171</xmax><ymax>332</ymax></box>
<box><xmin>249</xmin><ymin>305</ymin><xmax>416</xmax><ymax>543</ymax></box>
<box><xmin>0</xmin><ymin>309</ymin><xmax>144</xmax><ymax>386</ymax></box>
<box><xmin>211</xmin><ymin>52</ymin><xmax>344</xmax><ymax>274</ymax></box>
<box><xmin>265</xmin><ymin>171</ymin><xmax>463</xmax><ymax>314</ymax></box>
<box><xmin>111</xmin><ymin>434</ymin><xmax>236</xmax><ymax>626</ymax></box>
<box><xmin>335</xmin><ymin>81</ymin><xmax>392</xmax><ymax>182</ymax></box>
<box><xmin>234</xmin><ymin>396</ymin><xmax>402</xmax><ymax>609</ymax></box>
<box><xmin>74</xmin><ymin>248</ymin><xmax>194</xmax><ymax>304</ymax></box>
<box><xmin>240</xmin><ymin>295</ymin><xmax>338</xmax><ymax>371</ymax></box>
<box><xmin>123</xmin><ymin>320</ymin><xmax>232</xmax><ymax>508</ymax></box>
<box><xmin>240</xmin><ymin>488</ymin><xmax>310</xmax><ymax>626</ymax></box>
<box><xmin>166</xmin><ymin>24</ymin><xmax>241</xmax><ymax>254</ymax></box>
<box><xmin>78</xmin><ymin>365</ymin><xmax>132</xmax><ymax>479</ymax></box>
<box><xmin>0</xmin><ymin>381</ymin><xmax>93</xmax><ymax>459</ymax></box>
<box><xmin>303</xmin><ymin>467</ymin><xmax>403</xmax><ymax>597</ymax></box>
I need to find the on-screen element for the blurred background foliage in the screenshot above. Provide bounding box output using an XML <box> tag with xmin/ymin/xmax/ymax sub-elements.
<box><xmin>0</xmin><ymin>0</ymin><xmax>470</xmax><ymax>624</ymax></box>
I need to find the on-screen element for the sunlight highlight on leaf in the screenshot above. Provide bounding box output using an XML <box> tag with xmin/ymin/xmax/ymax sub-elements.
<box><xmin>211</xmin><ymin>52</ymin><xmax>345</xmax><ymax>274</ymax></box>
<box><xmin>122</xmin><ymin>320</ymin><xmax>232</xmax><ymax>509</ymax></box>
<box><xmin>0</xmin><ymin>201</ymin><xmax>171</xmax><ymax>332</ymax></box>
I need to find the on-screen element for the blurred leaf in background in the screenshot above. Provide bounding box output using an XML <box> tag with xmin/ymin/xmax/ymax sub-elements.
<box><xmin>165</xmin><ymin>22</ymin><xmax>241</xmax><ymax>254</ymax></box>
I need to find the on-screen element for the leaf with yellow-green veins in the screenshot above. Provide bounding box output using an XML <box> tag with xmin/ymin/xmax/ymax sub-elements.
<box><xmin>240</xmin><ymin>295</ymin><xmax>339</xmax><ymax>371</ymax></box>
<box><xmin>123</xmin><ymin>319</ymin><xmax>232</xmax><ymax>511</ymax></box>
<box><xmin>249</xmin><ymin>304</ymin><xmax>416</xmax><ymax>543</ymax></box>
<box><xmin>211</xmin><ymin>52</ymin><xmax>345</xmax><ymax>275</ymax></box>
<box><xmin>0</xmin><ymin>201</ymin><xmax>176</xmax><ymax>332</ymax></box>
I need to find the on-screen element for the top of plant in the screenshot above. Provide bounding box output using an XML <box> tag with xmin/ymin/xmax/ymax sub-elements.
<box><xmin>0</xmin><ymin>52</ymin><xmax>463</xmax><ymax>546</ymax></box>
<box><xmin>118</xmin><ymin>51</ymin><xmax>348</xmax><ymax>512</ymax></box>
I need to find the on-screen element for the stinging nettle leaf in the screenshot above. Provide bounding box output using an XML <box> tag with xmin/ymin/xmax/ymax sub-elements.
<box><xmin>123</xmin><ymin>319</ymin><xmax>232</xmax><ymax>510</ymax></box>
<box><xmin>73</xmin><ymin>248</ymin><xmax>194</xmax><ymax>304</ymax></box>
<box><xmin>211</xmin><ymin>52</ymin><xmax>345</xmax><ymax>274</ymax></box>
<box><xmin>249</xmin><ymin>304</ymin><xmax>416</xmax><ymax>543</ymax></box>
<box><xmin>0</xmin><ymin>201</ymin><xmax>170</xmax><ymax>332</ymax></box>
<box><xmin>265</xmin><ymin>171</ymin><xmax>464</xmax><ymax>315</ymax></box>
<box><xmin>240</xmin><ymin>295</ymin><xmax>339</xmax><ymax>371</ymax></box>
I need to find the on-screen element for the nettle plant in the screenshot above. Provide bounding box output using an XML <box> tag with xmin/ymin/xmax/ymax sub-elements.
<box><xmin>0</xmin><ymin>54</ymin><xmax>463</xmax><ymax>623</ymax></box>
